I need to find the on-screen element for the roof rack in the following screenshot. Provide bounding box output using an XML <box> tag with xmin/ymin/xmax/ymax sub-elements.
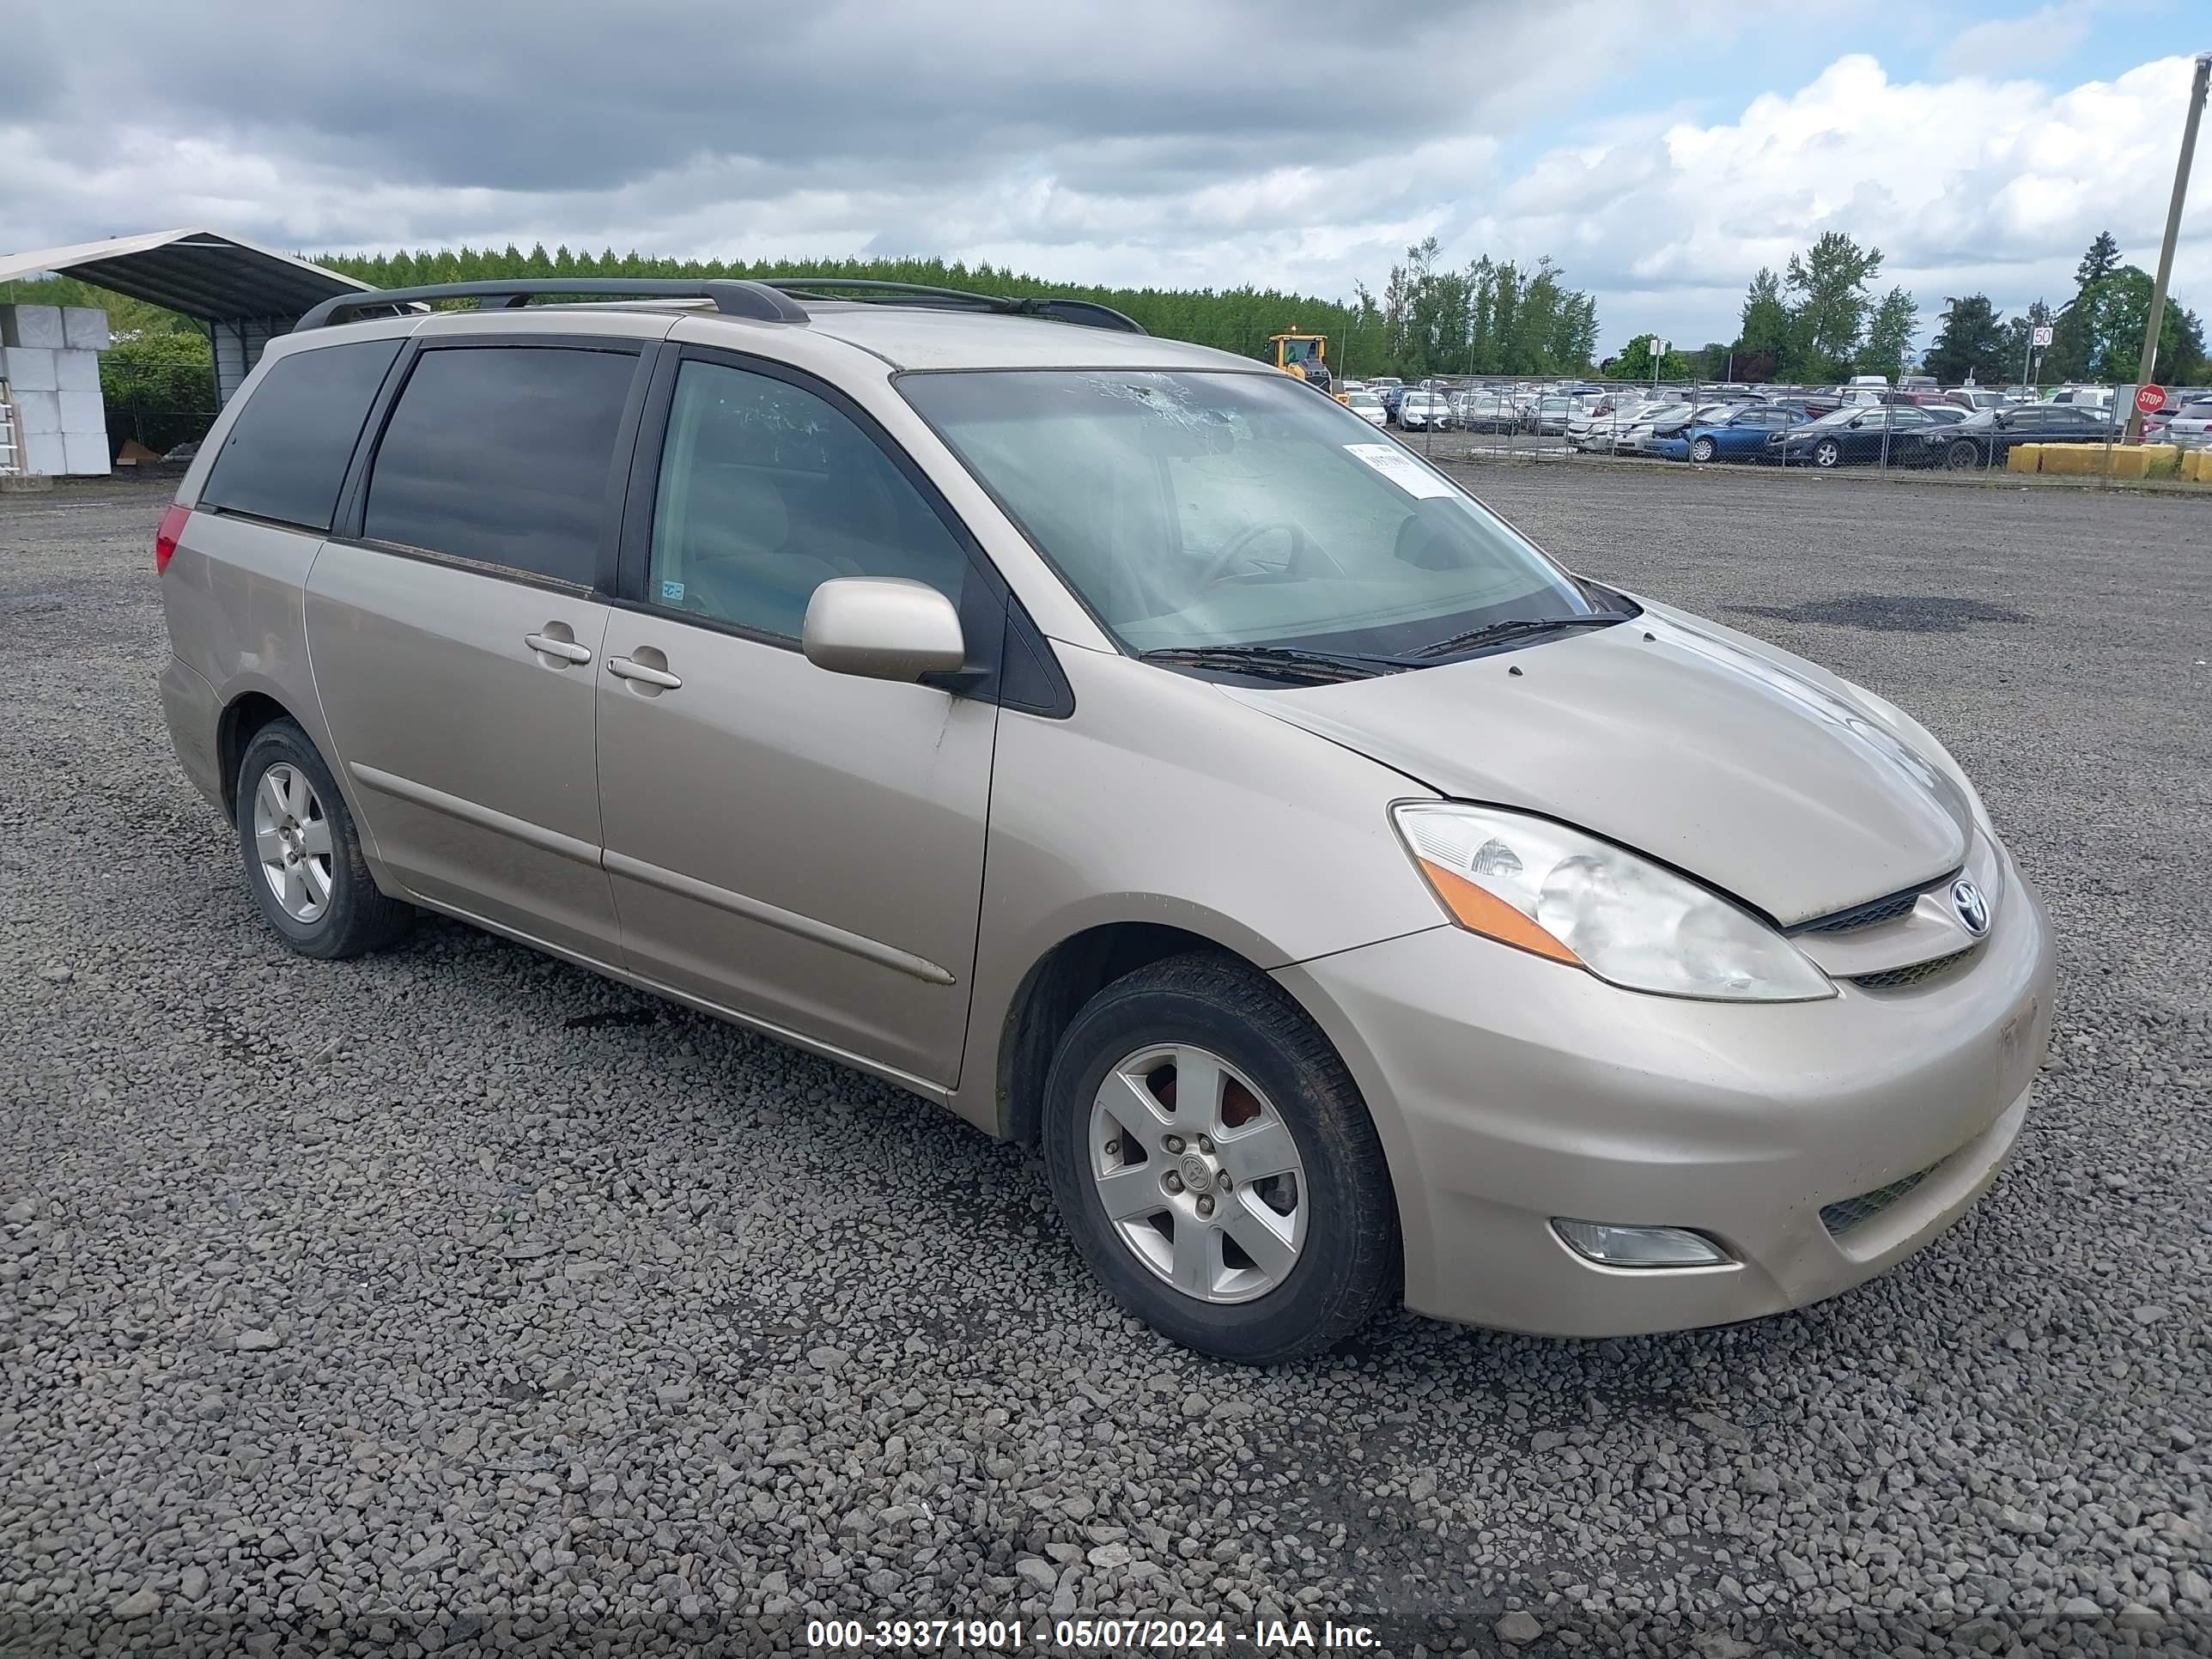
<box><xmin>294</xmin><ymin>274</ymin><xmax>1147</xmax><ymax>336</ymax></box>
<box><xmin>295</xmin><ymin>278</ymin><xmax>811</xmax><ymax>331</ymax></box>
<box><xmin>756</xmin><ymin>277</ymin><xmax>1146</xmax><ymax>334</ymax></box>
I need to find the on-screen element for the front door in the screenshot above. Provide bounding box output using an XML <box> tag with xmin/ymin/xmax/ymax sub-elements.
<box><xmin>595</xmin><ymin>354</ymin><xmax>996</xmax><ymax>1088</ymax></box>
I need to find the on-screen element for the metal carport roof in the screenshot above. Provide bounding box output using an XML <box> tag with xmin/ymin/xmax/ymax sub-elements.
<box><xmin>0</xmin><ymin>228</ymin><xmax>370</xmax><ymax>321</ymax></box>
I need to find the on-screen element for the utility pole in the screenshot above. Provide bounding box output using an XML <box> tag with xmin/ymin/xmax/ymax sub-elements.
<box><xmin>2130</xmin><ymin>51</ymin><xmax>2210</xmax><ymax>441</ymax></box>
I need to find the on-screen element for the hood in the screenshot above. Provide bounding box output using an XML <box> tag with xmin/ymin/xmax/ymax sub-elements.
<box><xmin>1224</xmin><ymin>605</ymin><xmax>1971</xmax><ymax>927</ymax></box>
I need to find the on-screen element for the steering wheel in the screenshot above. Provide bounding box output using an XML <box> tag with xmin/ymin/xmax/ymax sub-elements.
<box><xmin>1197</xmin><ymin>520</ymin><xmax>1338</xmax><ymax>586</ymax></box>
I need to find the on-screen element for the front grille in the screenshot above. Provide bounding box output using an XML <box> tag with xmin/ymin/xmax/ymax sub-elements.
<box><xmin>1798</xmin><ymin>878</ymin><xmax>1950</xmax><ymax>934</ymax></box>
<box><xmin>1848</xmin><ymin>947</ymin><xmax>1978</xmax><ymax>991</ymax></box>
<box><xmin>1821</xmin><ymin>1165</ymin><xmax>1936</xmax><ymax>1237</ymax></box>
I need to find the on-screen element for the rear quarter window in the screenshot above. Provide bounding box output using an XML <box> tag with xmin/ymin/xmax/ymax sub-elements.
<box><xmin>362</xmin><ymin>345</ymin><xmax>638</xmax><ymax>587</ymax></box>
<box><xmin>199</xmin><ymin>339</ymin><xmax>402</xmax><ymax>531</ymax></box>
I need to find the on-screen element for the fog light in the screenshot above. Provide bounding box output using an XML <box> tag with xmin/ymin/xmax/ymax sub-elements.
<box><xmin>1553</xmin><ymin>1218</ymin><xmax>1730</xmax><ymax>1268</ymax></box>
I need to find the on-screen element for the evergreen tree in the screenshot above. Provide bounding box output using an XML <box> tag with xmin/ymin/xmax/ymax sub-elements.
<box><xmin>1735</xmin><ymin>267</ymin><xmax>1790</xmax><ymax>378</ymax></box>
<box><xmin>1856</xmin><ymin>286</ymin><xmax>1921</xmax><ymax>377</ymax></box>
<box><xmin>2075</xmin><ymin>231</ymin><xmax>2121</xmax><ymax>289</ymax></box>
<box><xmin>1925</xmin><ymin>295</ymin><xmax>2011</xmax><ymax>385</ymax></box>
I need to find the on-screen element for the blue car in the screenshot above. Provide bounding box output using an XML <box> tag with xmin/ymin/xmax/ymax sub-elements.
<box><xmin>1651</xmin><ymin>404</ymin><xmax>1804</xmax><ymax>463</ymax></box>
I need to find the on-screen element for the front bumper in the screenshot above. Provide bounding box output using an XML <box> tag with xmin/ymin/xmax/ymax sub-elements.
<box><xmin>1276</xmin><ymin>857</ymin><xmax>2055</xmax><ymax>1336</ymax></box>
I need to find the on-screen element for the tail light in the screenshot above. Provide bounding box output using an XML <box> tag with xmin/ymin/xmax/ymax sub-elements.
<box><xmin>154</xmin><ymin>504</ymin><xmax>191</xmax><ymax>575</ymax></box>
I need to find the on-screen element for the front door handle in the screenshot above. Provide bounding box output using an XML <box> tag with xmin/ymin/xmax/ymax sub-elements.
<box><xmin>608</xmin><ymin>655</ymin><xmax>682</xmax><ymax>690</ymax></box>
<box><xmin>526</xmin><ymin>631</ymin><xmax>593</xmax><ymax>665</ymax></box>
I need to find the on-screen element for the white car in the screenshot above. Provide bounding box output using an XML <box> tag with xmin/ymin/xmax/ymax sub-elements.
<box><xmin>2153</xmin><ymin>398</ymin><xmax>2212</xmax><ymax>447</ymax></box>
<box><xmin>1570</xmin><ymin>396</ymin><xmax>1652</xmax><ymax>451</ymax></box>
<box><xmin>1344</xmin><ymin>391</ymin><xmax>1389</xmax><ymax>428</ymax></box>
<box><xmin>1396</xmin><ymin>392</ymin><xmax>1452</xmax><ymax>430</ymax></box>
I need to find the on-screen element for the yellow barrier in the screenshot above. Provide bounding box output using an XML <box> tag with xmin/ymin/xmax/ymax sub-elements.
<box><xmin>2182</xmin><ymin>449</ymin><xmax>2209</xmax><ymax>483</ymax></box>
<box><xmin>2039</xmin><ymin>444</ymin><xmax>2094</xmax><ymax>476</ymax></box>
<box><xmin>2105</xmin><ymin>447</ymin><xmax>2150</xmax><ymax>481</ymax></box>
<box><xmin>2007</xmin><ymin>443</ymin><xmax>2042</xmax><ymax>474</ymax></box>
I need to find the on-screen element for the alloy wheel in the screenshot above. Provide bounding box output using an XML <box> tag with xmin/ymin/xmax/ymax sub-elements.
<box><xmin>252</xmin><ymin>763</ymin><xmax>334</xmax><ymax>923</ymax></box>
<box><xmin>1814</xmin><ymin>440</ymin><xmax>1841</xmax><ymax>468</ymax></box>
<box><xmin>1087</xmin><ymin>1043</ymin><xmax>1308</xmax><ymax>1304</ymax></box>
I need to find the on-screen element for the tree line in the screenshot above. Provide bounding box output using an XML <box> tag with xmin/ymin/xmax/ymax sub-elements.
<box><xmin>21</xmin><ymin>226</ymin><xmax>2203</xmax><ymax>411</ymax></box>
<box><xmin>1684</xmin><ymin>228</ymin><xmax>2207</xmax><ymax>389</ymax></box>
<box><xmin>8</xmin><ymin>241</ymin><xmax>1605</xmax><ymax>407</ymax></box>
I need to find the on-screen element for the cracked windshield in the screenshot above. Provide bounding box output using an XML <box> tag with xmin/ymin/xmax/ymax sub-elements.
<box><xmin>901</xmin><ymin>370</ymin><xmax>1599</xmax><ymax>658</ymax></box>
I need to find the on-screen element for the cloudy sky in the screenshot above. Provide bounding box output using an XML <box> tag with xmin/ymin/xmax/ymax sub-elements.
<box><xmin>4</xmin><ymin>0</ymin><xmax>2208</xmax><ymax>355</ymax></box>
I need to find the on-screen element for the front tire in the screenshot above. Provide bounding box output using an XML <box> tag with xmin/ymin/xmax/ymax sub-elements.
<box><xmin>1690</xmin><ymin>436</ymin><xmax>1717</xmax><ymax>463</ymax></box>
<box><xmin>1814</xmin><ymin>438</ymin><xmax>1842</xmax><ymax>469</ymax></box>
<box><xmin>234</xmin><ymin>720</ymin><xmax>412</xmax><ymax>959</ymax></box>
<box><xmin>1041</xmin><ymin>954</ymin><xmax>1400</xmax><ymax>1364</ymax></box>
<box><xmin>1944</xmin><ymin>439</ymin><xmax>1979</xmax><ymax>471</ymax></box>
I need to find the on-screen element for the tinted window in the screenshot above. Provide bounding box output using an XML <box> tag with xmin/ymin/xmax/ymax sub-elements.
<box><xmin>647</xmin><ymin>360</ymin><xmax>967</xmax><ymax>639</ymax></box>
<box><xmin>200</xmin><ymin>340</ymin><xmax>400</xmax><ymax>531</ymax></box>
<box><xmin>364</xmin><ymin>346</ymin><xmax>636</xmax><ymax>586</ymax></box>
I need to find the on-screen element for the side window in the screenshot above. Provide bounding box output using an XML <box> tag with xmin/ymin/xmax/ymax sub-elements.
<box><xmin>363</xmin><ymin>346</ymin><xmax>637</xmax><ymax>586</ymax></box>
<box><xmin>647</xmin><ymin>360</ymin><xmax>966</xmax><ymax>639</ymax></box>
<box><xmin>200</xmin><ymin>340</ymin><xmax>401</xmax><ymax>531</ymax></box>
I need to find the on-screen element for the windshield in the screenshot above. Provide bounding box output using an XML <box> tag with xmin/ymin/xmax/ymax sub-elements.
<box><xmin>899</xmin><ymin>369</ymin><xmax>1602</xmax><ymax>658</ymax></box>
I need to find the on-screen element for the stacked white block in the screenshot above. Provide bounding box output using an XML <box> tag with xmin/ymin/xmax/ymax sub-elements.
<box><xmin>0</xmin><ymin>303</ymin><xmax>112</xmax><ymax>476</ymax></box>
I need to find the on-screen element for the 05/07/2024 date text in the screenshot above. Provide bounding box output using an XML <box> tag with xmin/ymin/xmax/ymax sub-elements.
<box><xmin>806</xmin><ymin>1617</ymin><xmax>1383</xmax><ymax>1650</ymax></box>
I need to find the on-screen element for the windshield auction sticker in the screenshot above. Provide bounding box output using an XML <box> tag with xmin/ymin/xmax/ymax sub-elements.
<box><xmin>1343</xmin><ymin>442</ymin><xmax>1455</xmax><ymax>498</ymax></box>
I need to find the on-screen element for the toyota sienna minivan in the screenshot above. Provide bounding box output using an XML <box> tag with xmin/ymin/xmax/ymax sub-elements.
<box><xmin>155</xmin><ymin>277</ymin><xmax>2053</xmax><ymax>1363</ymax></box>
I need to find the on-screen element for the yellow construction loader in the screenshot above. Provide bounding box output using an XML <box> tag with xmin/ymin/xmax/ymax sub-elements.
<box><xmin>1269</xmin><ymin>331</ymin><xmax>1334</xmax><ymax>396</ymax></box>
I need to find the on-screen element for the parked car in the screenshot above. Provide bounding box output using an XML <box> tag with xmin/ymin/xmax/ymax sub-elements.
<box><xmin>2148</xmin><ymin>397</ymin><xmax>2212</xmax><ymax>447</ymax></box>
<box><xmin>1570</xmin><ymin>397</ymin><xmax>1656</xmax><ymax>453</ymax></box>
<box><xmin>1344</xmin><ymin>389</ymin><xmax>1389</xmax><ymax>428</ymax></box>
<box><xmin>155</xmin><ymin>274</ymin><xmax>2052</xmax><ymax>1363</ymax></box>
<box><xmin>1657</xmin><ymin>404</ymin><xmax>1806</xmax><ymax>464</ymax></box>
<box><xmin>1451</xmin><ymin>392</ymin><xmax>1522</xmax><ymax>434</ymax></box>
<box><xmin>1771</xmin><ymin>404</ymin><xmax>1951</xmax><ymax>468</ymax></box>
<box><xmin>1395</xmin><ymin>391</ymin><xmax>1453</xmax><ymax>431</ymax></box>
<box><xmin>1943</xmin><ymin>388</ymin><xmax>2010</xmax><ymax>413</ymax></box>
<box><xmin>1617</xmin><ymin>401</ymin><xmax>1698</xmax><ymax>455</ymax></box>
<box><xmin>1921</xmin><ymin>403</ymin><xmax>2124</xmax><ymax>470</ymax></box>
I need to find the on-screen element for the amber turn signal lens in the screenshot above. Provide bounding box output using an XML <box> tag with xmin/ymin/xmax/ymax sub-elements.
<box><xmin>1416</xmin><ymin>858</ymin><xmax>1582</xmax><ymax>966</ymax></box>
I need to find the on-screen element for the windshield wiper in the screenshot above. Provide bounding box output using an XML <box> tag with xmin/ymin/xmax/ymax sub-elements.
<box><xmin>1411</xmin><ymin>613</ymin><xmax>1632</xmax><ymax>660</ymax></box>
<box><xmin>1139</xmin><ymin>644</ymin><xmax>1407</xmax><ymax>684</ymax></box>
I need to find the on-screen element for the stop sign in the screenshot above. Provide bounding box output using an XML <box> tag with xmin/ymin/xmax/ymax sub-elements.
<box><xmin>2136</xmin><ymin>384</ymin><xmax>2166</xmax><ymax>414</ymax></box>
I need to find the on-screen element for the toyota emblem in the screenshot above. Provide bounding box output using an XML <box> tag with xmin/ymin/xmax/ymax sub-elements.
<box><xmin>1951</xmin><ymin>877</ymin><xmax>1990</xmax><ymax>937</ymax></box>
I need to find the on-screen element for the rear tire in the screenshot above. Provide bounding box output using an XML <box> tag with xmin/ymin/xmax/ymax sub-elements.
<box><xmin>234</xmin><ymin>720</ymin><xmax>412</xmax><ymax>960</ymax></box>
<box><xmin>1041</xmin><ymin>953</ymin><xmax>1400</xmax><ymax>1364</ymax></box>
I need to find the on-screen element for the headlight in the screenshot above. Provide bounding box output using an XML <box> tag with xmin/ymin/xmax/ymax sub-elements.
<box><xmin>1393</xmin><ymin>803</ymin><xmax>1835</xmax><ymax>1002</ymax></box>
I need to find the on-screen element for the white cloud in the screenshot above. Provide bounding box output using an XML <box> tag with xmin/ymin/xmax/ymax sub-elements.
<box><xmin>1453</xmin><ymin>52</ymin><xmax>2212</xmax><ymax>354</ymax></box>
<box><xmin>3</xmin><ymin>9</ymin><xmax>2207</xmax><ymax>364</ymax></box>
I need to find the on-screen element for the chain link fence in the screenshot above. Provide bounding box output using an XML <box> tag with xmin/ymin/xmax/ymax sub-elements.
<box><xmin>1342</xmin><ymin>375</ymin><xmax>2212</xmax><ymax>486</ymax></box>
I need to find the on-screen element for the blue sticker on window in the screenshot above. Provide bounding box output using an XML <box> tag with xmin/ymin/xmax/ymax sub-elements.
<box><xmin>659</xmin><ymin>579</ymin><xmax>685</xmax><ymax>603</ymax></box>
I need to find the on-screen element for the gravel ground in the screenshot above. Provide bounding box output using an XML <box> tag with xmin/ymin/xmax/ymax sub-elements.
<box><xmin>2</xmin><ymin>469</ymin><xmax>2208</xmax><ymax>1657</ymax></box>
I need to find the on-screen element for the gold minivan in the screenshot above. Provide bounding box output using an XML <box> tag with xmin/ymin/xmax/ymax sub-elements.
<box><xmin>157</xmin><ymin>278</ymin><xmax>2052</xmax><ymax>1363</ymax></box>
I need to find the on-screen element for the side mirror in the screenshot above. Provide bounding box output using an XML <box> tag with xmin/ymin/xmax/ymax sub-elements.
<box><xmin>802</xmin><ymin>577</ymin><xmax>966</xmax><ymax>684</ymax></box>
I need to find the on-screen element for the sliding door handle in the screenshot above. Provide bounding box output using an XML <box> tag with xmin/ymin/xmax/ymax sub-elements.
<box><xmin>608</xmin><ymin>655</ymin><xmax>682</xmax><ymax>690</ymax></box>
